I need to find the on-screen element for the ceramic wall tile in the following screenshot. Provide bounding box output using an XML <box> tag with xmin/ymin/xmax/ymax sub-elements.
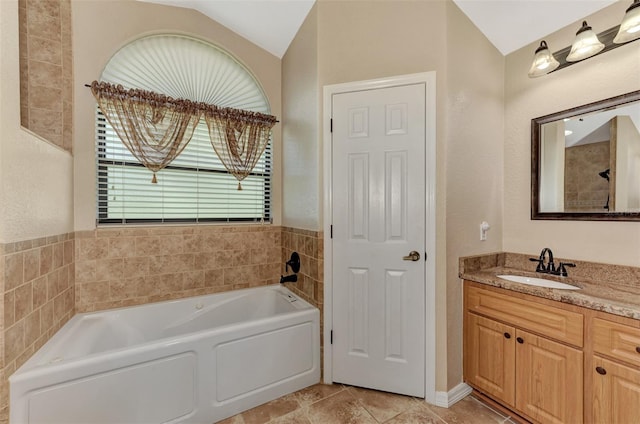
<box><xmin>75</xmin><ymin>226</ymin><xmax>283</xmax><ymax>311</ymax></box>
<box><xmin>20</xmin><ymin>0</ymin><xmax>72</xmax><ymax>151</ymax></box>
<box><xmin>1</xmin><ymin>231</ymin><xmax>75</xmax><ymax>420</ymax></box>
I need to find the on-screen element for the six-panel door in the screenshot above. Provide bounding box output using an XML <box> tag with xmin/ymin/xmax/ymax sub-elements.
<box><xmin>331</xmin><ymin>83</ymin><xmax>427</xmax><ymax>397</ymax></box>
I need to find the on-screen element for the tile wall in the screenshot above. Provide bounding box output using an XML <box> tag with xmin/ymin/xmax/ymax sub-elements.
<box><xmin>281</xmin><ymin>227</ymin><xmax>323</xmax><ymax>308</ymax></box>
<box><xmin>564</xmin><ymin>141</ymin><xmax>610</xmax><ymax>212</ymax></box>
<box><xmin>75</xmin><ymin>225</ymin><xmax>282</xmax><ymax>312</ymax></box>
<box><xmin>19</xmin><ymin>0</ymin><xmax>73</xmax><ymax>151</ymax></box>
<box><xmin>281</xmin><ymin>227</ymin><xmax>324</xmax><ymax>367</ymax></box>
<box><xmin>0</xmin><ymin>233</ymin><xmax>75</xmax><ymax>423</ymax></box>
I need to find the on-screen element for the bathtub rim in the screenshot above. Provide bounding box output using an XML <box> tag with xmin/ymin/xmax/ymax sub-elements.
<box><xmin>10</xmin><ymin>284</ymin><xmax>317</xmax><ymax>381</ymax></box>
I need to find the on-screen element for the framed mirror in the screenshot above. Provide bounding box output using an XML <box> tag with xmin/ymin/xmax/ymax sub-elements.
<box><xmin>532</xmin><ymin>90</ymin><xmax>640</xmax><ymax>221</ymax></box>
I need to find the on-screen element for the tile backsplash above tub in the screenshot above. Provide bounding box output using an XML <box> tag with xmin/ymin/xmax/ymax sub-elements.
<box><xmin>281</xmin><ymin>227</ymin><xmax>323</xmax><ymax>309</ymax></box>
<box><xmin>74</xmin><ymin>225</ymin><xmax>282</xmax><ymax>312</ymax></box>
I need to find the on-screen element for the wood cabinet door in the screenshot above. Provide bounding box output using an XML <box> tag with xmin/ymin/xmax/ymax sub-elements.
<box><xmin>515</xmin><ymin>329</ymin><xmax>583</xmax><ymax>424</ymax></box>
<box><xmin>592</xmin><ymin>356</ymin><xmax>640</xmax><ymax>424</ymax></box>
<box><xmin>465</xmin><ymin>313</ymin><xmax>516</xmax><ymax>406</ymax></box>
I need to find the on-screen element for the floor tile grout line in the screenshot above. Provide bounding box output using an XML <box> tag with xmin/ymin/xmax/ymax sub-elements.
<box><xmin>468</xmin><ymin>396</ymin><xmax>512</xmax><ymax>421</ymax></box>
<box><xmin>341</xmin><ymin>385</ymin><xmax>407</xmax><ymax>424</ymax></box>
<box><xmin>227</xmin><ymin>384</ymin><xmax>515</xmax><ymax>424</ymax></box>
<box><xmin>302</xmin><ymin>385</ymin><xmax>349</xmax><ymax>408</ymax></box>
<box><xmin>265</xmin><ymin>404</ymin><xmax>311</xmax><ymax>424</ymax></box>
<box><xmin>340</xmin><ymin>386</ymin><xmax>381</xmax><ymax>423</ymax></box>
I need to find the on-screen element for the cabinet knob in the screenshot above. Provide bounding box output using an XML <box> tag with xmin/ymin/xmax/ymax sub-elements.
<box><xmin>516</xmin><ymin>337</ymin><xmax>524</xmax><ymax>344</ymax></box>
<box><xmin>504</xmin><ymin>332</ymin><xmax>511</xmax><ymax>339</ymax></box>
<box><xmin>636</xmin><ymin>346</ymin><xmax>640</xmax><ymax>354</ymax></box>
<box><xmin>596</xmin><ymin>366</ymin><xmax>607</xmax><ymax>375</ymax></box>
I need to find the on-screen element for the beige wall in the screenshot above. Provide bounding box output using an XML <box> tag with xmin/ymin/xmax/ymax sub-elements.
<box><xmin>316</xmin><ymin>0</ymin><xmax>450</xmax><ymax>392</ymax></box>
<box><xmin>282</xmin><ymin>5</ymin><xmax>320</xmax><ymax>230</ymax></box>
<box><xmin>317</xmin><ymin>0</ymin><xmax>447</xmax><ymax>87</ymax></box>
<box><xmin>444</xmin><ymin>1</ymin><xmax>504</xmax><ymax>390</ymax></box>
<box><xmin>282</xmin><ymin>0</ymin><xmax>505</xmax><ymax>392</ymax></box>
<box><xmin>614</xmin><ymin>115</ymin><xmax>640</xmax><ymax>210</ymax></box>
<box><xmin>504</xmin><ymin>1</ymin><xmax>640</xmax><ymax>265</ymax></box>
<box><xmin>0</xmin><ymin>0</ymin><xmax>74</xmax><ymax>244</ymax></box>
<box><xmin>72</xmin><ymin>0</ymin><xmax>282</xmax><ymax>231</ymax></box>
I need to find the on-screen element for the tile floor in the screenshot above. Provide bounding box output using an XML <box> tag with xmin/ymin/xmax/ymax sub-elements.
<box><xmin>218</xmin><ymin>384</ymin><xmax>520</xmax><ymax>424</ymax></box>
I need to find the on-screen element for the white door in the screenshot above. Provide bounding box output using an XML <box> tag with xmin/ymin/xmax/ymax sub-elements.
<box><xmin>331</xmin><ymin>83</ymin><xmax>426</xmax><ymax>397</ymax></box>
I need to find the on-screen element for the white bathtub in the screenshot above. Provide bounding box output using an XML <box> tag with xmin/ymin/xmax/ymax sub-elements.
<box><xmin>10</xmin><ymin>285</ymin><xmax>320</xmax><ymax>424</ymax></box>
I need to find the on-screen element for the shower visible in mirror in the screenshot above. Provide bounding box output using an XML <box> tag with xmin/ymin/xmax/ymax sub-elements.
<box><xmin>598</xmin><ymin>168</ymin><xmax>610</xmax><ymax>210</ymax></box>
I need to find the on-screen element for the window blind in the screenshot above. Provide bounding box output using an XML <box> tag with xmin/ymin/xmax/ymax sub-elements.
<box><xmin>96</xmin><ymin>109</ymin><xmax>271</xmax><ymax>224</ymax></box>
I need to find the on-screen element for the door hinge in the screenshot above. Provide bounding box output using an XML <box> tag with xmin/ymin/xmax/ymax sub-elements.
<box><xmin>330</xmin><ymin>118</ymin><xmax>333</xmax><ymax>133</ymax></box>
<box><xmin>330</xmin><ymin>330</ymin><xmax>333</xmax><ymax>344</ymax></box>
<box><xmin>330</xmin><ymin>225</ymin><xmax>333</xmax><ymax>239</ymax></box>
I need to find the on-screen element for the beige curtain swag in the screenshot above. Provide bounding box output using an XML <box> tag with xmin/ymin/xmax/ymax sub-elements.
<box><xmin>91</xmin><ymin>81</ymin><xmax>202</xmax><ymax>183</ymax></box>
<box><xmin>204</xmin><ymin>107</ymin><xmax>277</xmax><ymax>190</ymax></box>
<box><xmin>90</xmin><ymin>81</ymin><xmax>277</xmax><ymax>188</ymax></box>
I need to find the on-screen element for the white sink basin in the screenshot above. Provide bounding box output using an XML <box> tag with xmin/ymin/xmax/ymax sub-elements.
<box><xmin>497</xmin><ymin>275</ymin><xmax>580</xmax><ymax>290</ymax></box>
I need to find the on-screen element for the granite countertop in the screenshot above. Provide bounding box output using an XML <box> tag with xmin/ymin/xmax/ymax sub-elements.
<box><xmin>460</xmin><ymin>253</ymin><xmax>640</xmax><ymax>321</ymax></box>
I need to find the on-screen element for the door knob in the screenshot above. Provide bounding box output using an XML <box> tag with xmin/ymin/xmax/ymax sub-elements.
<box><xmin>403</xmin><ymin>251</ymin><xmax>421</xmax><ymax>261</ymax></box>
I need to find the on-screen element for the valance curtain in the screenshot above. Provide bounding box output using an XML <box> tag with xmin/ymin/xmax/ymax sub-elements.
<box><xmin>204</xmin><ymin>107</ymin><xmax>277</xmax><ymax>190</ymax></box>
<box><xmin>90</xmin><ymin>81</ymin><xmax>277</xmax><ymax>188</ymax></box>
<box><xmin>91</xmin><ymin>81</ymin><xmax>201</xmax><ymax>183</ymax></box>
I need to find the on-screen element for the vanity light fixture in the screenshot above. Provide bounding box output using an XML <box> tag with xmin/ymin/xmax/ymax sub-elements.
<box><xmin>566</xmin><ymin>21</ymin><xmax>605</xmax><ymax>62</ymax></box>
<box><xmin>528</xmin><ymin>0</ymin><xmax>640</xmax><ymax>78</ymax></box>
<box><xmin>527</xmin><ymin>41</ymin><xmax>560</xmax><ymax>78</ymax></box>
<box><xmin>614</xmin><ymin>0</ymin><xmax>640</xmax><ymax>43</ymax></box>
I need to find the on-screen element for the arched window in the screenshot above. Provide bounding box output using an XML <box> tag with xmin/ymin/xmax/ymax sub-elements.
<box><xmin>96</xmin><ymin>34</ymin><xmax>272</xmax><ymax>224</ymax></box>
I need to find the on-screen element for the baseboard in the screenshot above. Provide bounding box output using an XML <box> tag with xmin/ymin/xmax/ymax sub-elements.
<box><xmin>433</xmin><ymin>383</ymin><xmax>472</xmax><ymax>408</ymax></box>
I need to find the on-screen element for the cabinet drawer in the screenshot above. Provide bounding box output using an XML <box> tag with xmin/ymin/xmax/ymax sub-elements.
<box><xmin>593</xmin><ymin>317</ymin><xmax>640</xmax><ymax>367</ymax></box>
<box><xmin>466</xmin><ymin>285</ymin><xmax>583</xmax><ymax>347</ymax></box>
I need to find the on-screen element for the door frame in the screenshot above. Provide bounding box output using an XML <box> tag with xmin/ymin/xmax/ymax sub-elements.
<box><xmin>322</xmin><ymin>72</ymin><xmax>437</xmax><ymax>403</ymax></box>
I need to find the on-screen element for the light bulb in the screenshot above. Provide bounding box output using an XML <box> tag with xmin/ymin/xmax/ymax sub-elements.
<box><xmin>566</xmin><ymin>21</ymin><xmax>605</xmax><ymax>62</ymax></box>
<box><xmin>614</xmin><ymin>0</ymin><xmax>640</xmax><ymax>43</ymax></box>
<box><xmin>528</xmin><ymin>41</ymin><xmax>560</xmax><ymax>78</ymax></box>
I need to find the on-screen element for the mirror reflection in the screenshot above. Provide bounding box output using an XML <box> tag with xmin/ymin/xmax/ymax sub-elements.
<box><xmin>533</xmin><ymin>90</ymin><xmax>640</xmax><ymax>220</ymax></box>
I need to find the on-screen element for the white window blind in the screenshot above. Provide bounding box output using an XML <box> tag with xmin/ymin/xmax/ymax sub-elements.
<box><xmin>97</xmin><ymin>110</ymin><xmax>271</xmax><ymax>223</ymax></box>
<box><xmin>95</xmin><ymin>34</ymin><xmax>272</xmax><ymax>225</ymax></box>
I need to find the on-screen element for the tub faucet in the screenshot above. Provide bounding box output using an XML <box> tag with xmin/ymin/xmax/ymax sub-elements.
<box><xmin>280</xmin><ymin>274</ymin><xmax>298</xmax><ymax>284</ymax></box>
<box><xmin>529</xmin><ymin>247</ymin><xmax>555</xmax><ymax>274</ymax></box>
<box><xmin>286</xmin><ymin>252</ymin><xmax>301</xmax><ymax>273</ymax></box>
<box><xmin>280</xmin><ymin>251</ymin><xmax>300</xmax><ymax>284</ymax></box>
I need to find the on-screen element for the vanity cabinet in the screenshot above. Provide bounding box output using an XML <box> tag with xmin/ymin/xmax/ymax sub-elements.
<box><xmin>464</xmin><ymin>281</ymin><xmax>584</xmax><ymax>424</ymax></box>
<box><xmin>465</xmin><ymin>313</ymin><xmax>516</xmax><ymax>406</ymax></box>
<box><xmin>590</xmin><ymin>317</ymin><xmax>640</xmax><ymax>424</ymax></box>
<box><xmin>514</xmin><ymin>330</ymin><xmax>582</xmax><ymax>424</ymax></box>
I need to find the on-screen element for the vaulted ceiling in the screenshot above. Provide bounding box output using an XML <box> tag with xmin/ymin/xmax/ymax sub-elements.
<box><xmin>141</xmin><ymin>0</ymin><xmax>619</xmax><ymax>58</ymax></box>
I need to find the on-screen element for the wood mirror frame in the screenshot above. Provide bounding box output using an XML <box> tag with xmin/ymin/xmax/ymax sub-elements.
<box><xmin>531</xmin><ymin>90</ymin><xmax>640</xmax><ymax>221</ymax></box>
